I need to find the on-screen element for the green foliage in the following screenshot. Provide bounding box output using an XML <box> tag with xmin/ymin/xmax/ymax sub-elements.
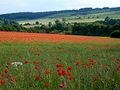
<box><xmin>35</xmin><ymin>21</ymin><xmax>39</xmax><ymax>25</ymax></box>
<box><xmin>0</xmin><ymin>25</ymin><xmax>27</xmax><ymax>32</ymax></box>
<box><xmin>1</xmin><ymin>17</ymin><xmax>120</xmax><ymax>37</ymax></box>
<box><xmin>24</xmin><ymin>23</ymin><xmax>31</xmax><ymax>25</ymax></box>
<box><xmin>110</xmin><ymin>30</ymin><xmax>120</xmax><ymax>38</ymax></box>
<box><xmin>0</xmin><ymin>18</ymin><xmax>18</xmax><ymax>26</ymax></box>
<box><xmin>104</xmin><ymin>17</ymin><xmax>120</xmax><ymax>25</ymax></box>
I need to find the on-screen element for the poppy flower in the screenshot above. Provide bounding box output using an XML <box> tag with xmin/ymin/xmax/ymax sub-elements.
<box><xmin>35</xmin><ymin>66</ymin><xmax>39</xmax><ymax>69</ymax></box>
<box><xmin>6</xmin><ymin>75</ymin><xmax>11</xmax><ymax>79</ymax></box>
<box><xmin>58</xmin><ymin>70</ymin><xmax>62</xmax><ymax>76</ymax></box>
<box><xmin>93</xmin><ymin>77</ymin><xmax>97</xmax><ymax>81</ymax></box>
<box><xmin>35</xmin><ymin>75</ymin><xmax>40</xmax><ymax>81</ymax></box>
<box><xmin>33</xmin><ymin>60</ymin><xmax>38</xmax><ymax>65</ymax></box>
<box><xmin>45</xmin><ymin>83</ymin><xmax>49</xmax><ymax>87</ymax></box>
<box><xmin>67</xmin><ymin>72</ymin><xmax>72</xmax><ymax>77</ymax></box>
<box><xmin>56</xmin><ymin>64</ymin><xmax>63</xmax><ymax>68</ymax></box>
<box><xmin>69</xmin><ymin>77</ymin><xmax>74</xmax><ymax>80</ymax></box>
<box><xmin>57</xmin><ymin>67</ymin><xmax>61</xmax><ymax>72</ymax></box>
<box><xmin>44</xmin><ymin>59</ymin><xmax>48</xmax><ymax>62</ymax></box>
<box><xmin>45</xmin><ymin>70</ymin><xmax>50</xmax><ymax>75</ymax></box>
<box><xmin>7</xmin><ymin>62</ymin><xmax>11</xmax><ymax>66</ymax></box>
<box><xmin>0</xmin><ymin>79</ymin><xmax>6</xmax><ymax>85</ymax></box>
<box><xmin>24</xmin><ymin>60</ymin><xmax>28</xmax><ymax>64</ymax></box>
<box><xmin>4</xmin><ymin>69</ymin><xmax>9</xmax><ymax>73</ymax></box>
<box><xmin>67</xmin><ymin>66</ymin><xmax>72</xmax><ymax>70</ymax></box>
<box><xmin>88</xmin><ymin>59</ymin><xmax>96</xmax><ymax>64</ymax></box>
<box><xmin>62</xmin><ymin>70</ymin><xmax>66</xmax><ymax>75</ymax></box>
<box><xmin>76</xmin><ymin>61</ymin><xmax>80</xmax><ymax>66</ymax></box>
<box><xmin>0</xmin><ymin>74</ymin><xmax>4</xmax><ymax>77</ymax></box>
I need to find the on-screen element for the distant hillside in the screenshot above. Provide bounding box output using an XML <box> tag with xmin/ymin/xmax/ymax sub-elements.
<box><xmin>0</xmin><ymin>18</ymin><xmax>18</xmax><ymax>25</ymax></box>
<box><xmin>0</xmin><ymin>7</ymin><xmax>120</xmax><ymax>20</ymax></box>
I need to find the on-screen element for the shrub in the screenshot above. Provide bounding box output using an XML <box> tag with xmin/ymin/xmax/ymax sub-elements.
<box><xmin>110</xmin><ymin>30</ymin><xmax>120</xmax><ymax>38</ymax></box>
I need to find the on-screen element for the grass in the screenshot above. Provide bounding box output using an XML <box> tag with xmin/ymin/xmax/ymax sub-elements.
<box><xmin>0</xmin><ymin>41</ymin><xmax>120</xmax><ymax>90</ymax></box>
<box><xmin>0</xmin><ymin>31</ymin><xmax>120</xmax><ymax>90</ymax></box>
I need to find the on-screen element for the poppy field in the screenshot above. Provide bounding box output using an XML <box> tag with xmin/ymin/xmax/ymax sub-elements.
<box><xmin>0</xmin><ymin>31</ymin><xmax>120</xmax><ymax>90</ymax></box>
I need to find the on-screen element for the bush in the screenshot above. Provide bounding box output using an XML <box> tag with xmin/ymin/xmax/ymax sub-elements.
<box><xmin>110</xmin><ymin>30</ymin><xmax>120</xmax><ymax>38</ymax></box>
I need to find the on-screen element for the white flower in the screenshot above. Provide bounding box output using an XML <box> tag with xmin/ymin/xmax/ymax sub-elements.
<box><xmin>11</xmin><ymin>62</ymin><xmax>23</xmax><ymax>67</ymax></box>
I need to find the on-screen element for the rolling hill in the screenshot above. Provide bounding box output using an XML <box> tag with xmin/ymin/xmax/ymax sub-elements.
<box><xmin>0</xmin><ymin>7</ymin><xmax>120</xmax><ymax>21</ymax></box>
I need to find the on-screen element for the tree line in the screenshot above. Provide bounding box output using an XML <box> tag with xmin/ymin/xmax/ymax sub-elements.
<box><xmin>0</xmin><ymin>17</ymin><xmax>120</xmax><ymax>38</ymax></box>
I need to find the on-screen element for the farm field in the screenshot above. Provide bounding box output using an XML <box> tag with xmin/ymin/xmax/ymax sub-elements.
<box><xmin>18</xmin><ymin>11</ymin><xmax>120</xmax><ymax>26</ymax></box>
<box><xmin>0</xmin><ymin>31</ymin><xmax>120</xmax><ymax>90</ymax></box>
<box><xmin>18</xmin><ymin>18</ymin><xmax>104</xmax><ymax>26</ymax></box>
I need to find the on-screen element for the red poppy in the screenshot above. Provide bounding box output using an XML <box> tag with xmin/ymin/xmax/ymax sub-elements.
<box><xmin>44</xmin><ymin>59</ymin><xmax>48</xmax><ymax>62</ymax></box>
<box><xmin>4</xmin><ymin>69</ymin><xmax>9</xmax><ymax>73</ymax></box>
<box><xmin>45</xmin><ymin>70</ymin><xmax>50</xmax><ymax>75</ymax></box>
<box><xmin>33</xmin><ymin>60</ymin><xmax>38</xmax><ymax>65</ymax></box>
<box><xmin>67</xmin><ymin>72</ymin><xmax>72</xmax><ymax>77</ymax></box>
<box><xmin>93</xmin><ymin>77</ymin><xmax>97</xmax><ymax>81</ymax></box>
<box><xmin>76</xmin><ymin>61</ymin><xmax>80</xmax><ymax>66</ymax></box>
<box><xmin>7</xmin><ymin>62</ymin><xmax>11</xmax><ymax>66</ymax></box>
<box><xmin>58</xmin><ymin>70</ymin><xmax>62</xmax><ymax>76</ymax></box>
<box><xmin>88</xmin><ymin>59</ymin><xmax>96</xmax><ymax>64</ymax></box>
<box><xmin>57</xmin><ymin>68</ymin><xmax>61</xmax><ymax>72</ymax></box>
<box><xmin>45</xmin><ymin>83</ymin><xmax>49</xmax><ymax>87</ymax></box>
<box><xmin>35</xmin><ymin>75</ymin><xmax>40</xmax><ymax>81</ymax></box>
<box><xmin>25</xmin><ymin>60</ymin><xmax>28</xmax><ymax>64</ymax></box>
<box><xmin>0</xmin><ymin>74</ymin><xmax>4</xmax><ymax>77</ymax></box>
<box><xmin>62</xmin><ymin>70</ymin><xmax>66</xmax><ymax>75</ymax></box>
<box><xmin>67</xmin><ymin>66</ymin><xmax>72</xmax><ymax>70</ymax></box>
<box><xmin>0</xmin><ymin>79</ymin><xmax>6</xmax><ymax>85</ymax></box>
<box><xmin>56</xmin><ymin>64</ymin><xmax>63</xmax><ymax>68</ymax></box>
<box><xmin>6</xmin><ymin>75</ymin><xmax>11</xmax><ymax>79</ymax></box>
<box><xmin>35</xmin><ymin>66</ymin><xmax>39</xmax><ymax>69</ymax></box>
<box><xmin>69</xmin><ymin>77</ymin><xmax>74</xmax><ymax>80</ymax></box>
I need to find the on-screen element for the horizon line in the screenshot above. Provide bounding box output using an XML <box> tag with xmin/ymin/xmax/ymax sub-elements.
<box><xmin>0</xmin><ymin>6</ymin><xmax>120</xmax><ymax>15</ymax></box>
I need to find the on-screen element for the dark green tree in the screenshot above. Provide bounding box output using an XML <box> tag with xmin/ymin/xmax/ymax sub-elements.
<box><xmin>35</xmin><ymin>21</ymin><xmax>39</xmax><ymax>25</ymax></box>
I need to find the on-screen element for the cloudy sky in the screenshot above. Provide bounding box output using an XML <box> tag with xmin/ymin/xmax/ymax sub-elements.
<box><xmin>0</xmin><ymin>0</ymin><xmax>120</xmax><ymax>14</ymax></box>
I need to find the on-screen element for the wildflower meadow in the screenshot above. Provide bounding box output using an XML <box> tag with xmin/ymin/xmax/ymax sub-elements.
<box><xmin>0</xmin><ymin>31</ymin><xmax>120</xmax><ymax>90</ymax></box>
